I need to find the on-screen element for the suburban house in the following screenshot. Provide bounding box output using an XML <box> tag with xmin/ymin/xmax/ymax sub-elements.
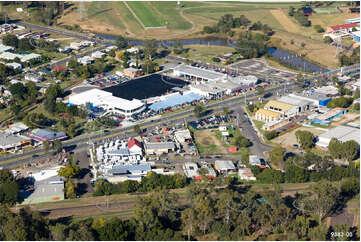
<box><xmin>214</xmin><ymin>160</ymin><xmax>237</xmax><ymax>175</ymax></box>
<box><xmin>123</xmin><ymin>67</ymin><xmax>142</xmax><ymax>78</ymax></box>
<box><xmin>127</xmin><ymin>138</ymin><xmax>143</xmax><ymax>155</ymax></box>
<box><xmin>238</xmin><ymin>168</ymin><xmax>256</xmax><ymax>181</ymax></box>
<box><xmin>25</xmin><ymin>73</ymin><xmax>43</xmax><ymax>83</ymax></box>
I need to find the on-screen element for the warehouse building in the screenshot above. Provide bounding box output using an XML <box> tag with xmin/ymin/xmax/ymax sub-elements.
<box><xmin>264</xmin><ymin>100</ymin><xmax>299</xmax><ymax>118</ymax></box>
<box><xmin>316</xmin><ymin>125</ymin><xmax>360</xmax><ymax>148</ymax></box>
<box><xmin>68</xmin><ymin>88</ymin><xmax>146</xmax><ymax>117</ymax></box>
<box><xmin>0</xmin><ymin>132</ymin><xmax>32</xmax><ymax>151</ymax></box>
<box><xmin>278</xmin><ymin>95</ymin><xmax>312</xmax><ymax>112</ymax></box>
<box><xmin>312</xmin><ymin>108</ymin><xmax>347</xmax><ymax>126</ymax></box>
<box><xmin>173</xmin><ymin>64</ymin><xmax>226</xmax><ymax>82</ymax></box>
<box><xmin>189</xmin><ymin>79</ymin><xmax>243</xmax><ymax>99</ymax></box>
<box><xmin>144</xmin><ymin>142</ymin><xmax>175</xmax><ymax>155</ymax></box>
<box><xmin>255</xmin><ymin>109</ymin><xmax>281</xmax><ymax>123</ymax></box>
<box><xmin>289</xmin><ymin>92</ymin><xmax>332</xmax><ymax>107</ymax></box>
<box><xmin>314</xmin><ymin>86</ymin><xmax>339</xmax><ymax>96</ymax></box>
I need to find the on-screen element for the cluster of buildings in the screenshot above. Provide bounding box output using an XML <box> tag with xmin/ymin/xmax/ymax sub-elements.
<box><xmin>182</xmin><ymin>159</ymin><xmax>258</xmax><ymax>181</ymax></box>
<box><xmin>255</xmin><ymin>86</ymin><xmax>340</xmax><ymax>130</ymax></box>
<box><xmin>95</xmin><ymin>128</ymin><xmax>196</xmax><ymax>183</ymax></box>
<box><xmin>173</xmin><ymin>64</ymin><xmax>257</xmax><ymax>99</ymax></box>
<box><xmin>19</xmin><ymin>166</ymin><xmax>64</xmax><ymax>205</ymax></box>
<box><xmin>0</xmin><ymin>122</ymin><xmax>67</xmax><ymax>152</ymax></box>
<box><xmin>68</xmin><ymin>88</ymin><xmax>146</xmax><ymax>117</ymax></box>
<box><xmin>0</xmin><ymin>44</ymin><xmax>41</xmax><ymax>68</ymax></box>
<box><xmin>316</xmin><ymin>125</ymin><xmax>360</xmax><ymax>148</ymax></box>
<box><xmin>323</xmin><ymin>18</ymin><xmax>360</xmax><ymax>47</ymax></box>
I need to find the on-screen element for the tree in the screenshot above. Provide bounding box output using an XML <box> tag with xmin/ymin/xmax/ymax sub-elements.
<box><xmin>194</xmin><ymin>104</ymin><xmax>205</xmax><ymax>118</ymax></box>
<box><xmin>309</xmin><ymin>180</ymin><xmax>340</xmax><ymax>219</ymax></box>
<box><xmin>43</xmin><ymin>140</ymin><xmax>50</xmax><ymax>151</ymax></box>
<box><xmin>269</xmin><ymin>147</ymin><xmax>286</xmax><ymax>166</ymax></box>
<box><xmin>295</xmin><ymin>130</ymin><xmax>315</xmax><ymax>149</ymax></box>
<box><xmin>143</xmin><ymin>39</ymin><xmax>157</xmax><ymax>61</ymax></box>
<box><xmin>133</xmin><ymin>124</ymin><xmax>142</xmax><ymax>134</ymax></box>
<box><xmin>116</xmin><ymin>35</ymin><xmax>129</xmax><ymax>49</ymax></box>
<box><xmin>323</xmin><ymin>36</ymin><xmax>333</xmax><ymax>44</ymax></box>
<box><xmin>3</xmin><ymin>34</ymin><xmax>18</xmax><ymax>48</ymax></box>
<box><xmin>341</xmin><ymin>140</ymin><xmax>359</xmax><ymax>162</ymax></box>
<box><xmin>264</xmin><ymin>130</ymin><xmax>278</xmax><ymax>140</ymax></box>
<box><xmin>97</xmin><ymin>217</ymin><xmax>129</xmax><ymax>240</ymax></box>
<box><xmin>328</xmin><ymin>138</ymin><xmax>342</xmax><ymax>159</ymax></box>
<box><xmin>57</xmin><ymin>164</ymin><xmax>80</xmax><ymax>179</ymax></box>
<box><xmin>67</xmin><ymin>58</ymin><xmax>78</xmax><ymax>69</ymax></box>
<box><xmin>256</xmin><ymin>169</ymin><xmax>284</xmax><ymax>183</ymax></box>
<box><xmin>314</xmin><ymin>25</ymin><xmax>325</xmax><ymax>33</ymax></box>
<box><xmin>288</xmin><ymin>6</ymin><xmax>295</xmax><ymax>16</ymax></box>
<box><xmin>65</xmin><ymin>179</ymin><xmax>77</xmax><ymax>198</ymax></box>
<box><xmin>181</xmin><ymin>208</ymin><xmax>196</xmax><ymax>241</ymax></box>
<box><xmin>340</xmin><ymin>177</ymin><xmax>359</xmax><ymax>198</ymax></box>
<box><xmin>93</xmin><ymin>179</ymin><xmax>112</xmax><ymax>196</ymax></box>
<box><xmin>234</xmin><ymin>135</ymin><xmax>251</xmax><ymax>148</ymax></box>
<box><xmin>52</xmin><ymin>140</ymin><xmax>62</xmax><ymax>153</ymax></box>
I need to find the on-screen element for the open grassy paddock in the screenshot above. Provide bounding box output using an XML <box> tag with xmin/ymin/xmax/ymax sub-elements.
<box><xmin>127</xmin><ymin>1</ymin><xmax>166</xmax><ymax>28</ymax></box>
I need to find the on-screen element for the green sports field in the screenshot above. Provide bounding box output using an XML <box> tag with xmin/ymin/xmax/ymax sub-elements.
<box><xmin>127</xmin><ymin>1</ymin><xmax>166</xmax><ymax>27</ymax></box>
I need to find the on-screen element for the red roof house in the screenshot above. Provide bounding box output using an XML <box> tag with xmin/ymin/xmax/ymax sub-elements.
<box><xmin>52</xmin><ymin>65</ymin><xmax>68</xmax><ymax>72</ymax></box>
<box><xmin>128</xmin><ymin>138</ymin><xmax>143</xmax><ymax>154</ymax></box>
<box><xmin>327</xmin><ymin>23</ymin><xmax>357</xmax><ymax>33</ymax></box>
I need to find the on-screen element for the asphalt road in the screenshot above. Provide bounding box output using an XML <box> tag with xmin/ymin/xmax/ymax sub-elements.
<box><xmin>0</xmin><ymin>82</ymin><xmax>299</xmax><ymax>169</ymax></box>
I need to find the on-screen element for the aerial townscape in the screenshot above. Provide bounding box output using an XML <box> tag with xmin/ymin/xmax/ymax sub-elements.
<box><xmin>0</xmin><ymin>1</ymin><xmax>360</xmax><ymax>241</ymax></box>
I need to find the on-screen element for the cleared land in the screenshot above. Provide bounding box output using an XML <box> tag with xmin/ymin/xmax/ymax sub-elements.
<box><xmin>270</xmin><ymin>9</ymin><xmax>299</xmax><ymax>33</ymax></box>
<box><xmin>127</xmin><ymin>1</ymin><xmax>165</xmax><ymax>28</ymax></box>
<box><xmin>272</xmin><ymin>126</ymin><xmax>325</xmax><ymax>150</ymax></box>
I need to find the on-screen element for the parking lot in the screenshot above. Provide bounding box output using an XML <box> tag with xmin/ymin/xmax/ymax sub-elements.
<box><xmin>188</xmin><ymin>115</ymin><xmax>230</xmax><ymax>130</ymax></box>
<box><xmin>231</xmin><ymin>59</ymin><xmax>296</xmax><ymax>79</ymax></box>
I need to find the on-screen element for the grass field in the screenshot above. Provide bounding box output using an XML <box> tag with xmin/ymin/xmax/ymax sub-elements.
<box><xmin>313</xmin><ymin>7</ymin><xmax>340</xmax><ymax>14</ymax></box>
<box><xmin>127</xmin><ymin>2</ymin><xmax>165</xmax><ymax>27</ymax></box>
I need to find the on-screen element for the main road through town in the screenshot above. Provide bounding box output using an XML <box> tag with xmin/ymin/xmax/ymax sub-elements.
<box><xmin>0</xmin><ymin>83</ymin><xmax>299</xmax><ymax>169</ymax></box>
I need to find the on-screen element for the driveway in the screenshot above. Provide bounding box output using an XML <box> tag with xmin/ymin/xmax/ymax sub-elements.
<box><xmin>76</xmin><ymin>149</ymin><xmax>94</xmax><ymax>196</ymax></box>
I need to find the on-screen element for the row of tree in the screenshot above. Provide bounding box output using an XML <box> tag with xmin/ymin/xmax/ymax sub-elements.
<box><xmin>203</xmin><ymin>14</ymin><xmax>251</xmax><ymax>35</ymax></box>
<box><xmin>94</xmin><ymin>172</ymin><xmax>188</xmax><ymax>196</ymax></box>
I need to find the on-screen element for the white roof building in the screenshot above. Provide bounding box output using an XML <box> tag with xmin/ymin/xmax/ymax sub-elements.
<box><xmin>173</xmin><ymin>64</ymin><xmax>226</xmax><ymax>82</ymax></box>
<box><xmin>6</xmin><ymin>62</ymin><xmax>22</xmax><ymax>70</ymax></box>
<box><xmin>126</xmin><ymin>47</ymin><xmax>139</xmax><ymax>54</ymax></box>
<box><xmin>68</xmin><ymin>88</ymin><xmax>145</xmax><ymax>117</ymax></box>
<box><xmin>314</xmin><ymin>86</ymin><xmax>339</xmax><ymax>96</ymax></box>
<box><xmin>0</xmin><ymin>44</ymin><xmax>14</xmax><ymax>53</ymax></box>
<box><xmin>105</xmin><ymin>45</ymin><xmax>118</xmax><ymax>52</ymax></box>
<box><xmin>91</xmin><ymin>51</ymin><xmax>106</xmax><ymax>59</ymax></box>
<box><xmin>25</xmin><ymin>73</ymin><xmax>43</xmax><ymax>83</ymax></box>
<box><xmin>77</xmin><ymin>56</ymin><xmax>95</xmax><ymax>65</ymax></box>
<box><xmin>214</xmin><ymin>160</ymin><xmax>236</xmax><ymax>172</ymax></box>
<box><xmin>238</xmin><ymin>168</ymin><xmax>256</xmax><ymax>181</ymax></box>
<box><xmin>316</xmin><ymin>125</ymin><xmax>360</xmax><ymax>148</ymax></box>
<box><xmin>183</xmin><ymin>162</ymin><xmax>199</xmax><ymax>178</ymax></box>
<box><xmin>174</xmin><ymin>129</ymin><xmax>192</xmax><ymax>143</ymax></box>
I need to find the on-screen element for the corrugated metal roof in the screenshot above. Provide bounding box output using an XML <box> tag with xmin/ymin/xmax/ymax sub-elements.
<box><xmin>264</xmin><ymin>100</ymin><xmax>294</xmax><ymax>112</ymax></box>
<box><xmin>256</xmin><ymin>108</ymin><xmax>281</xmax><ymax>118</ymax></box>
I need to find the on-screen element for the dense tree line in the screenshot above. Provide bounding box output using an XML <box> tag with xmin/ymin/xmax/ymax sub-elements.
<box><xmin>339</xmin><ymin>47</ymin><xmax>360</xmax><ymax>66</ymax></box>
<box><xmin>0</xmin><ymin>169</ymin><xmax>19</xmax><ymax>205</ymax></box>
<box><xmin>235</xmin><ymin>32</ymin><xmax>268</xmax><ymax>59</ymax></box>
<box><xmin>94</xmin><ymin>172</ymin><xmax>188</xmax><ymax>196</ymax></box>
<box><xmin>0</xmin><ymin>167</ymin><xmax>359</xmax><ymax>240</ymax></box>
<box><xmin>2</xmin><ymin>34</ymin><xmax>34</xmax><ymax>51</ymax></box>
<box><xmin>68</xmin><ymin>58</ymin><xmax>114</xmax><ymax>79</ymax></box>
<box><xmin>288</xmin><ymin>7</ymin><xmax>311</xmax><ymax>27</ymax></box>
<box><xmin>203</xmin><ymin>14</ymin><xmax>251</xmax><ymax>35</ymax></box>
<box><xmin>327</xmin><ymin>96</ymin><xmax>354</xmax><ymax>108</ymax></box>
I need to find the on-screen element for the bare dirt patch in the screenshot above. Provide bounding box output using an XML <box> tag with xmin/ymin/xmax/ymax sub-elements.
<box><xmin>273</xmin><ymin>126</ymin><xmax>325</xmax><ymax>150</ymax></box>
<box><xmin>194</xmin><ymin>129</ymin><xmax>228</xmax><ymax>154</ymax></box>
